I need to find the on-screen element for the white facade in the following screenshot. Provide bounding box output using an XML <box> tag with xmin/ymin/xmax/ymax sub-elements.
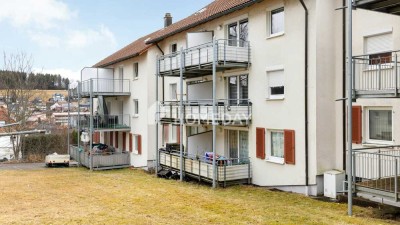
<box><xmin>84</xmin><ymin>0</ymin><xmax>400</xmax><ymax>195</ymax></box>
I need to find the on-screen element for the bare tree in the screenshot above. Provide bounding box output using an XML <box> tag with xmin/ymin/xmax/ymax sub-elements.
<box><xmin>2</xmin><ymin>51</ymin><xmax>40</xmax><ymax>159</ymax></box>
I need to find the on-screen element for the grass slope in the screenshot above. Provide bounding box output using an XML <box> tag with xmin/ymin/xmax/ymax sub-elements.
<box><xmin>0</xmin><ymin>168</ymin><xmax>394</xmax><ymax>225</ymax></box>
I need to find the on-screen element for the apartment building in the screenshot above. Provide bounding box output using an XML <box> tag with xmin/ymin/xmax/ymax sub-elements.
<box><xmin>69</xmin><ymin>0</ymin><xmax>400</xmax><ymax>198</ymax></box>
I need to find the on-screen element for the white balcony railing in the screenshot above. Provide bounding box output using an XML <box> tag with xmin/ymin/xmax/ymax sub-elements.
<box><xmin>79</xmin><ymin>78</ymin><xmax>131</xmax><ymax>96</ymax></box>
<box><xmin>353</xmin><ymin>51</ymin><xmax>400</xmax><ymax>97</ymax></box>
<box><xmin>158</xmin><ymin>99</ymin><xmax>252</xmax><ymax>126</ymax></box>
<box><xmin>158</xmin><ymin>39</ymin><xmax>250</xmax><ymax>75</ymax></box>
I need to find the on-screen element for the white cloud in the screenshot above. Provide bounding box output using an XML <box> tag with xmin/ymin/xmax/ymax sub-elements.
<box><xmin>0</xmin><ymin>0</ymin><xmax>76</xmax><ymax>29</ymax></box>
<box><xmin>33</xmin><ymin>68</ymin><xmax>80</xmax><ymax>81</ymax></box>
<box><xmin>28</xmin><ymin>32</ymin><xmax>61</xmax><ymax>48</ymax></box>
<box><xmin>66</xmin><ymin>25</ymin><xmax>117</xmax><ymax>49</ymax></box>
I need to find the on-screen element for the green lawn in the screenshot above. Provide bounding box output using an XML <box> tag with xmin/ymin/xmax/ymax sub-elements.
<box><xmin>0</xmin><ymin>168</ymin><xmax>395</xmax><ymax>225</ymax></box>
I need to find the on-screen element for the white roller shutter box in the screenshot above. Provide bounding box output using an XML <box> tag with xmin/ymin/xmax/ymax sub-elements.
<box><xmin>365</xmin><ymin>33</ymin><xmax>393</xmax><ymax>54</ymax></box>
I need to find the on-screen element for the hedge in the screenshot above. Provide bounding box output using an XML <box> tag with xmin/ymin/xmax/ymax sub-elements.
<box><xmin>21</xmin><ymin>133</ymin><xmax>68</xmax><ymax>162</ymax></box>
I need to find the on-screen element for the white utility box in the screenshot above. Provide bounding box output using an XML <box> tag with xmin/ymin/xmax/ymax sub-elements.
<box><xmin>324</xmin><ymin>170</ymin><xmax>345</xmax><ymax>199</ymax></box>
<box><xmin>45</xmin><ymin>152</ymin><xmax>70</xmax><ymax>167</ymax></box>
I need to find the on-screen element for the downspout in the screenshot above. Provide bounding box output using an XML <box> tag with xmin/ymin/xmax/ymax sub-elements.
<box><xmin>298</xmin><ymin>0</ymin><xmax>309</xmax><ymax>186</ymax></box>
<box><xmin>342</xmin><ymin>0</ymin><xmax>347</xmax><ymax>171</ymax></box>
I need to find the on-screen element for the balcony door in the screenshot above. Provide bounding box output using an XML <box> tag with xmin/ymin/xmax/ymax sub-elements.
<box><xmin>227</xmin><ymin>130</ymin><xmax>248</xmax><ymax>163</ymax></box>
<box><xmin>228</xmin><ymin>75</ymin><xmax>248</xmax><ymax>105</ymax></box>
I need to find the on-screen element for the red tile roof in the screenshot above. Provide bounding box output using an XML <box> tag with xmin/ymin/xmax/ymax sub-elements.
<box><xmin>94</xmin><ymin>0</ymin><xmax>260</xmax><ymax>68</ymax></box>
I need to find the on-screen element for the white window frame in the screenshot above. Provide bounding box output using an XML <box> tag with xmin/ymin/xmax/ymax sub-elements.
<box><xmin>226</xmin><ymin>74</ymin><xmax>248</xmax><ymax>105</ymax></box>
<box><xmin>170</xmin><ymin>43</ymin><xmax>178</xmax><ymax>53</ymax></box>
<box><xmin>226</xmin><ymin>18</ymin><xmax>249</xmax><ymax>47</ymax></box>
<box><xmin>133</xmin><ymin>134</ymin><xmax>139</xmax><ymax>154</ymax></box>
<box><xmin>225</xmin><ymin>129</ymin><xmax>249</xmax><ymax>161</ymax></box>
<box><xmin>266</xmin><ymin>66</ymin><xmax>284</xmax><ymax>100</ymax></box>
<box><xmin>266</xmin><ymin>129</ymin><xmax>285</xmax><ymax>164</ymax></box>
<box><xmin>266</xmin><ymin>6</ymin><xmax>285</xmax><ymax>38</ymax></box>
<box><xmin>365</xmin><ymin>107</ymin><xmax>394</xmax><ymax>145</ymax></box>
<box><xmin>171</xmin><ymin>125</ymin><xmax>178</xmax><ymax>143</ymax></box>
<box><xmin>133</xmin><ymin>62</ymin><xmax>139</xmax><ymax>80</ymax></box>
<box><xmin>133</xmin><ymin>99</ymin><xmax>139</xmax><ymax>117</ymax></box>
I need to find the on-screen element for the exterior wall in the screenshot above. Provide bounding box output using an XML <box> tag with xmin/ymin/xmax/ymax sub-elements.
<box><xmin>102</xmin><ymin>48</ymin><xmax>159</xmax><ymax>168</ymax></box>
<box><xmin>352</xmin><ymin>10</ymin><xmax>400</xmax><ymax>148</ymax></box>
<box><xmin>156</xmin><ymin>0</ymin><xmax>331</xmax><ymax>188</ymax></box>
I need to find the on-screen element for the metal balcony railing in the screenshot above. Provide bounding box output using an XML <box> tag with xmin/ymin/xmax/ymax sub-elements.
<box><xmin>158</xmin><ymin>39</ymin><xmax>251</xmax><ymax>75</ymax></box>
<box><xmin>353</xmin><ymin>51</ymin><xmax>400</xmax><ymax>97</ymax></box>
<box><xmin>158</xmin><ymin>99</ymin><xmax>252</xmax><ymax>126</ymax></box>
<box><xmin>77</xmin><ymin>114</ymin><xmax>131</xmax><ymax>130</ymax></box>
<box><xmin>78</xmin><ymin>78</ymin><xmax>131</xmax><ymax>96</ymax></box>
<box><xmin>159</xmin><ymin>149</ymin><xmax>251</xmax><ymax>187</ymax></box>
<box><xmin>70</xmin><ymin>145</ymin><xmax>130</xmax><ymax>170</ymax></box>
<box><xmin>353</xmin><ymin>146</ymin><xmax>400</xmax><ymax>200</ymax></box>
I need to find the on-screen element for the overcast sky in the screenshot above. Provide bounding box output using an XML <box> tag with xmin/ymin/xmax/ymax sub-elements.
<box><xmin>0</xmin><ymin>0</ymin><xmax>212</xmax><ymax>81</ymax></box>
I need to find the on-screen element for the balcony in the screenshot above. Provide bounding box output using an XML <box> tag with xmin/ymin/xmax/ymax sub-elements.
<box><xmin>78</xmin><ymin>114</ymin><xmax>131</xmax><ymax>131</ymax></box>
<box><xmin>70</xmin><ymin>145</ymin><xmax>130</xmax><ymax>170</ymax></box>
<box><xmin>158</xmin><ymin>149</ymin><xmax>251</xmax><ymax>187</ymax></box>
<box><xmin>158</xmin><ymin>39</ymin><xmax>251</xmax><ymax>77</ymax></box>
<box><xmin>158</xmin><ymin>99</ymin><xmax>252</xmax><ymax>126</ymax></box>
<box><xmin>79</xmin><ymin>78</ymin><xmax>131</xmax><ymax>98</ymax></box>
<box><xmin>353</xmin><ymin>146</ymin><xmax>400</xmax><ymax>203</ymax></box>
<box><xmin>354</xmin><ymin>0</ymin><xmax>400</xmax><ymax>16</ymax></box>
<box><xmin>353</xmin><ymin>51</ymin><xmax>400</xmax><ymax>98</ymax></box>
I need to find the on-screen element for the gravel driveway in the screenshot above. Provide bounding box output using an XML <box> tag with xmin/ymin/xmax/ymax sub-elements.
<box><xmin>0</xmin><ymin>163</ymin><xmax>46</xmax><ymax>170</ymax></box>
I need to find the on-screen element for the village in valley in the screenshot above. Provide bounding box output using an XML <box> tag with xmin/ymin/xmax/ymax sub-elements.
<box><xmin>1</xmin><ymin>0</ymin><xmax>400</xmax><ymax>224</ymax></box>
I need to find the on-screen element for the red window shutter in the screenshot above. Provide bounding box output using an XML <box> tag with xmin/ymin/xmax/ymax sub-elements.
<box><xmin>129</xmin><ymin>133</ymin><xmax>133</xmax><ymax>152</ymax></box>
<box><xmin>352</xmin><ymin>106</ymin><xmax>362</xmax><ymax>144</ymax></box>
<box><xmin>284</xmin><ymin>130</ymin><xmax>295</xmax><ymax>165</ymax></box>
<box><xmin>138</xmin><ymin>135</ymin><xmax>142</xmax><ymax>155</ymax></box>
<box><xmin>92</xmin><ymin>132</ymin><xmax>100</xmax><ymax>143</ymax></box>
<box><xmin>176</xmin><ymin>126</ymin><xmax>180</xmax><ymax>144</ymax></box>
<box><xmin>122</xmin><ymin>132</ymin><xmax>126</xmax><ymax>151</ymax></box>
<box><xmin>115</xmin><ymin>131</ymin><xmax>119</xmax><ymax>148</ymax></box>
<box><xmin>110</xmin><ymin>131</ymin><xmax>114</xmax><ymax>146</ymax></box>
<box><xmin>256</xmin><ymin>127</ymin><xmax>265</xmax><ymax>159</ymax></box>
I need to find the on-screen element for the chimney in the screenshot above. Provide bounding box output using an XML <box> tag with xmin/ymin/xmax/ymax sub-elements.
<box><xmin>164</xmin><ymin>13</ymin><xmax>172</xmax><ymax>27</ymax></box>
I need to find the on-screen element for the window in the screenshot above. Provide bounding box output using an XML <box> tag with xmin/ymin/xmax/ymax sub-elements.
<box><xmin>171</xmin><ymin>43</ymin><xmax>177</xmax><ymax>53</ymax></box>
<box><xmin>368</xmin><ymin>109</ymin><xmax>392</xmax><ymax>142</ymax></box>
<box><xmin>133</xmin><ymin>63</ymin><xmax>139</xmax><ymax>79</ymax></box>
<box><xmin>271</xmin><ymin>131</ymin><xmax>284</xmax><ymax>158</ymax></box>
<box><xmin>170</xmin><ymin>83</ymin><xmax>177</xmax><ymax>100</ymax></box>
<box><xmin>228</xmin><ymin>75</ymin><xmax>248</xmax><ymax>105</ymax></box>
<box><xmin>227</xmin><ymin>130</ymin><xmax>249</xmax><ymax>163</ymax></box>
<box><xmin>133</xmin><ymin>99</ymin><xmax>139</xmax><ymax>116</ymax></box>
<box><xmin>228</xmin><ymin>19</ymin><xmax>248</xmax><ymax>47</ymax></box>
<box><xmin>134</xmin><ymin>135</ymin><xmax>139</xmax><ymax>152</ymax></box>
<box><xmin>364</xmin><ymin>32</ymin><xmax>393</xmax><ymax>65</ymax></box>
<box><xmin>266</xmin><ymin>129</ymin><xmax>295</xmax><ymax>165</ymax></box>
<box><xmin>267</xmin><ymin>7</ymin><xmax>284</xmax><ymax>37</ymax></box>
<box><xmin>267</xmin><ymin>69</ymin><xmax>284</xmax><ymax>99</ymax></box>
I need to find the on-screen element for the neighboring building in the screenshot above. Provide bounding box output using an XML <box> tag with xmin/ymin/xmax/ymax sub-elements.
<box><xmin>70</xmin><ymin>0</ymin><xmax>400</xmax><ymax>199</ymax></box>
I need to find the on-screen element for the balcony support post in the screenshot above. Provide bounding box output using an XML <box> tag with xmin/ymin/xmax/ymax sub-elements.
<box><xmin>346</xmin><ymin>0</ymin><xmax>354</xmax><ymax>216</ymax></box>
<box><xmin>212</xmin><ymin>37</ymin><xmax>217</xmax><ymax>189</ymax></box>
<box><xmin>67</xmin><ymin>88</ymin><xmax>71</xmax><ymax>156</ymax></box>
<box><xmin>156</xmin><ymin>59</ymin><xmax>160</xmax><ymax>176</ymax></box>
<box><xmin>179</xmin><ymin>47</ymin><xmax>184</xmax><ymax>182</ymax></box>
<box><xmin>77</xmin><ymin>81</ymin><xmax>81</xmax><ymax>165</ymax></box>
<box><xmin>395</xmin><ymin>158</ymin><xmax>398</xmax><ymax>201</ymax></box>
<box><xmin>395</xmin><ymin>54</ymin><xmax>398</xmax><ymax>97</ymax></box>
<box><xmin>89</xmin><ymin>79</ymin><xmax>94</xmax><ymax>171</ymax></box>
